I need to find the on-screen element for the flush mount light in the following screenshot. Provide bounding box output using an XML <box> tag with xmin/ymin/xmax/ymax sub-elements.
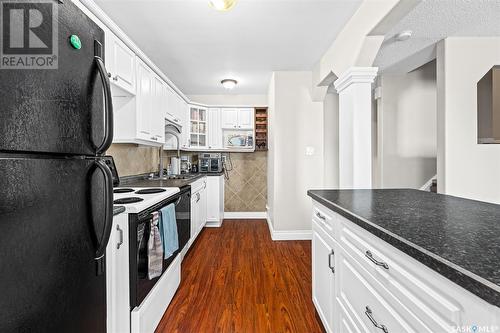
<box><xmin>209</xmin><ymin>0</ymin><xmax>237</xmax><ymax>11</ymax></box>
<box><xmin>221</xmin><ymin>79</ymin><xmax>238</xmax><ymax>90</ymax></box>
<box><xmin>395</xmin><ymin>30</ymin><xmax>413</xmax><ymax>42</ymax></box>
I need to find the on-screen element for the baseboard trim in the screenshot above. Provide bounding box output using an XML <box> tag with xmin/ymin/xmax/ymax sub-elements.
<box><xmin>224</xmin><ymin>212</ymin><xmax>267</xmax><ymax>219</ymax></box>
<box><xmin>266</xmin><ymin>212</ymin><xmax>312</xmax><ymax>241</ymax></box>
<box><xmin>205</xmin><ymin>220</ymin><xmax>223</xmax><ymax>228</ymax></box>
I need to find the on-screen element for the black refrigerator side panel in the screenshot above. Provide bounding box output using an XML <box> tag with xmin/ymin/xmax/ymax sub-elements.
<box><xmin>0</xmin><ymin>156</ymin><xmax>107</xmax><ymax>333</ymax></box>
<box><xmin>0</xmin><ymin>1</ymin><xmax>105</xmax><ymax>156</ymax></box>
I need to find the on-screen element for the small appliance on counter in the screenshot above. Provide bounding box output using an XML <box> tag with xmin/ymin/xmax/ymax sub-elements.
<box><xmin>191</xmin><ymin>163</ymin><xmax>198</xmax><ymax>173</ymax></box>
<box><xmin>171</xmin><ymin>157</ymin><xmax>180</xmax><ymax>175</ymax></box>
<box><xmin>199</xmin><ymin>153</ymin><xmax>223</xmax><ymax>173</ymax></box>
<box><xmin>180</xmin><ymin>155</ymin><xmax>191</xmax><ymax>174</ymax></box>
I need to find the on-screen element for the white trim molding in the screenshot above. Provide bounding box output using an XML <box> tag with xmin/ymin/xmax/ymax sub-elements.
<box><xmin>266</xmin><ymin>214</ymin><xmax>312</xmax><ymax>241</ymax></box>
<box><xmin>224</xmin><ymin>212</ymin><xmax>267</xmax><ymax>219</ymax></box>
<box><xmin>334</xmin><ymin>66</ymin><xmax>378</xmax><ymax>93</ymax></box>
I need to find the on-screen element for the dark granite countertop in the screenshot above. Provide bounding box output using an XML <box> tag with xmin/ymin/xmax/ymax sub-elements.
<box><xmin>113</xmin><ymin>206</ymin><xmax>125</xmax><ymax>216</ymax></box>
<box><xmin>307</xmin><ymin>189</ymin><xmax>500</xmax><ymax>307</ymax></box>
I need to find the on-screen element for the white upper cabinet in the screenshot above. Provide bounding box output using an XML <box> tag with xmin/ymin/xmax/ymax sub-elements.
<box><xmin>221</xmin><ymin>108</ymin><xmax>254</xmax><ymax>129</ymax></box>
<box><xmin>221</xmin><ymin>108</ymin><xmax>239</xmax><ymax>129</ymax></box>
<box><xmin>105</xmin><ymin>30</ymin><xmax>136</xmax><ymax>95</ymax></box>
<box><xmin>136</xmin><ymin>58</ymin><xmax>154</xmax><ymax>140</ymax></box>
<box><xmin>208</xmin><ymin>108</ymin><xmax>222</xmax><ymax>149</ymax></box>
<box><xmin>189</xmin><ymin>106</ymin><xmax>207</xmax><ymax>148</ymax></box>
<box><xmin>151</xmin><ymin>74</ymin><xmax>166</xmax><ymax>142</ymax></box>
<box><xmin>166</xmin><ymin>87</ymin><xmax>183</xmax><ymax>126</ymax></box>
<box><xmin>237</xmin><ymin>108</ymin><xmax>254</xmax><ymax>129</ymax></box>
<box><xmin>114</xmin><ymin>57</ymin><xmax>165</xmax><ymax>146</ymax></box>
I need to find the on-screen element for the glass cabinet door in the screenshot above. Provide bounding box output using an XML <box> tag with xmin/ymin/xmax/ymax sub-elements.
<box><xmin>189</xmin><ymin>107</ymin><xmax>207</xmax><ymax>148</ymax></box>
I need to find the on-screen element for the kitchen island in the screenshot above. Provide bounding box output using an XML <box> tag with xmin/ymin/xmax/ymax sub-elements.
<box><xmin>308</xmin><ymin>189</ymin><xmax>500</xmax><ymax>333</ymax></box>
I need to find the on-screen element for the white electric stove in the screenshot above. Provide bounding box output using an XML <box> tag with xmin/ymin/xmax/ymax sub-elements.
<box><xmin>113</xmin><ymin>187</ymin><xmax>180</xmax><ymax>213</ymax></box>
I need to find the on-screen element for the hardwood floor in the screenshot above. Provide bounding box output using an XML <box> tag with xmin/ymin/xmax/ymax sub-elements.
<box><xmin>155</xmin><ymin>219</ymin><xmax>325</xmax><ymax>333</ymax></box>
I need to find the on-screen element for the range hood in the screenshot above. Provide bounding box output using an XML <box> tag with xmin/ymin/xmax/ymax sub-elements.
<box><xmin>477</xmin><ymin>65</ymin><xmax>500</xmax><ymax>144</ymax></box>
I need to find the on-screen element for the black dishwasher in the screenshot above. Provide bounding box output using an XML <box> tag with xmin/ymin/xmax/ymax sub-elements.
<box><xmin>128</xmin><ymin>185</ymin><xmax>191</xmax><ymax>309</ymax></box>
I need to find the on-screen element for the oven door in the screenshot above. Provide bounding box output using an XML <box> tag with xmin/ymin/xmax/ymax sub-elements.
<box><xmin>130</xmin><ymin>187</ymin><xmax>191</xmax><ymax>308</ymax></box>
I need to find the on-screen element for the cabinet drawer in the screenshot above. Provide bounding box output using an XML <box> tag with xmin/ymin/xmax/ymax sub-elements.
<box><xmin>338</xmin><ymin>217</ymin><xmax>461</xmax><ymax>330</ymax></box>
<box><xmin>336</xmin><ymin>247</ymin><xmax>432</xmax><ymax>333</ymax></box>
<box><xmin>312</xmin><ymin>203</ymin><xmax>335</xmax><ymax>234</ymax></box>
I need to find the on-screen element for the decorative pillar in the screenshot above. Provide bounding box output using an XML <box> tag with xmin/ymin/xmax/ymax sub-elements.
<box><xmin>334</xmin><ymin>67</ymin><xmax>378</xmax><ymax>189</ymax></box>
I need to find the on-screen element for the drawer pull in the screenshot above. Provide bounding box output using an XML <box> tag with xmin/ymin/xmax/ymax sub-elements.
<box><xmin>328</xmin><ymin>249</ymin><xmax>335</xmax><ymax>274</ymax></box>
<box><xmin>365</xmin><ymin>250</ymin><xmax>389</xmax><ymax>270</ymax></box>
<box><xmin>316</xmin><ymin>212</ymin><xmax>326</xmax><ymax>220</ymax></box>
<box><xmin>365</xmin><ymin>306</ymin><xmax>388</xmax><ymax>333</ymax></box>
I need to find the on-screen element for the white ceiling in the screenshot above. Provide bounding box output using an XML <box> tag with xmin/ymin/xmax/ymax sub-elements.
<box><xmin>374</xmin><ymin>0</ymin><xmax>500</xmax><ymax>74</ymax></box>
<box><xmin>95</xmin><ymin>0</ymin><xmax>362</xmax><ymax>94</ymax></box>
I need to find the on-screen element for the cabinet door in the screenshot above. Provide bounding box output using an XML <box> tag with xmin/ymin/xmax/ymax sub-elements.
<box><xmin>136</xmin><ymin>59</ymin><xmax>153</xmax><ymax>140</ymax></box>
<box><xmin>181</xmin><ymin>101</ymin><xmax>190</xmax><ymax>148</ymax></box>
<box><xmin>237</xmin><ymin>108</ymin><xmax>254</xmax><ymax>129</ymax></box>
<box><xmin>312</xmin><ymin>226</ymin><xmax>335</xmax><ymax>333</ymax></box>
<box><xmin>105</xmin><ymin>31</ymin><xmax>136</xmax><ymax>94</ymax></box>
<box><xmin>151</xmin><ymin>75</ymin><xmax>165</xmax><ymax>143</ymax></box>
<box><xmin>221</xmin><ymin>108</ymin><xmax>238</xmax><ymax>129</ymax></box>
<box><xmin>208</xmin><ymin>108</ymin><xmax>222</xmax><ymax>149</ymax></box>
<box><xmin>165</xmin><ymin>86</ymin><xmax>176</xmax><ymax>121</ymax></box>
<box><xmin>106</xmin><ymin>214</ymin><xmax>130</xmax><ymax>333</ymax></box>
<box><xmin>199</xmin><ymin>180</ymin><xmax>208</xmax><ymax>230</ymax></box>
<box><xmin>190</xmin><ymin>194</ymin><xmax>198</xmax><ymax>243</ymax></box>
<box><xmin>206</xmin><ymin>176</ymin><xmax>223</xmax><ymax>223</ymax></box>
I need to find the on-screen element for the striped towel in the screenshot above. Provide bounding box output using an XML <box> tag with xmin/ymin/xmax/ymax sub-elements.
<box><xmin>148</xmin><ymin>212</ymin><xmax>163</xmax><ymax>280</ymax></box>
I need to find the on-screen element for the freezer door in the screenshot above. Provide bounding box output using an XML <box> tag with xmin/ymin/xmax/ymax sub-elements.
<box><xmin>0</xmin><ymin>155</ymin><xmax>113</xmax><ymax>333</ymax></box>
<box><xmin>0</xmin><ymin>0</ymin><xmax>113</xmax><ymax>156</ymax></box>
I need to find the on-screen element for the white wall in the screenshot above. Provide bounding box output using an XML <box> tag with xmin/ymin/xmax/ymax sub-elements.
<box><xmin>267</xmin><ymin>74</ymin><xmax>276</xmax><ymax>224</ymax></box>
<box><xmin>437</xmin><ymin>37</ymin><xmax>500</xmax><ymax>204</ymax></box>
<box><xmin>267</xmin><ymin>72</ymin><xmax>324</xmax><ymax>232</ymax></box>
<box><xmin>376</xmin><ymin>61</ymin><xmax>437</xmax><ymax>188</ymax></box>
<box><xmin>323</xmin><ymin>90</ymin><xmax>340</xmax><ymax>188</ymax></box>
<box><xmin>187</xmin><ymin>94</ymin><xmax>267</xmax><ymax>106</ymax></box>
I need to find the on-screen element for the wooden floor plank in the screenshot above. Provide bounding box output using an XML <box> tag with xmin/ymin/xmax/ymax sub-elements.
<box><xmin>155</xmin><ymin>219</ymin><xmax>325</xmax><ymax>333</ymax></box>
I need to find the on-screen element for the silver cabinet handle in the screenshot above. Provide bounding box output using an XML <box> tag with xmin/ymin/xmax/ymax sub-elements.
<box><xmin>196</xmin><ymin>192</ymin><xmax>200</xmax><ymax>202</ymax></box>
<box><xmin>316</xmin><ymin>212</ymin><xmax>326</xmax><ymax>220</ymax></box>
<box><xmin>328</xmin><ymin>249</ymin><xmax>335</xmax><ymax>274</ymax></box>
<box><xmin>112</xmin><ymin>75</ymin><xmax>118</xmax><ymax>81</ymax></box>
<box><xmin>365</xmin><ymin>251</ymin><xmax>389</xmax><ymax>270</ymax></box>
<box><xmin>365</xmin><ymin>306</ymin><xmax>388</xmax><ymax>333</ymax></box>
<box><xmin>116</xmin><ymin>225</ymin><xmax>123</xmax><ymax>250</ymax></box>
<box><xmin>150</xmin><ymin>136</ymin><xmax>158</xmax><ymax>141</ymax></box>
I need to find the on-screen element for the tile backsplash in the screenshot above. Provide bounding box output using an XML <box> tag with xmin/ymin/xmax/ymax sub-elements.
<box><xmin>224</xmin><ymin>151</ymin><xmax>267</xmax><ymax>212</ymax></box>
<box><xmin>106</xmin><ymin>144</ymin><xmax>159</xmax><ymax>177</ymax></box>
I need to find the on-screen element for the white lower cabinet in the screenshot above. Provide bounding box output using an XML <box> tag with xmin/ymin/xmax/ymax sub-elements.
<box><xmin>106</xmin><ymin>212</ymin><xmax>130</xmax><ymax>333</ymax></box>
<box><xmin>206</xmin><ymin>175</ymin><xmax>224</xmax><ymax>227</ymax></box>
<box><xmin>189</xmin><ymin>177</ymin><xmax>207</xmax><ymax>247</ymax></box>
<box><xmin>311</xmin><ymin>201</ymin><xmax>500</xmax><ymax>333</ymax></box>
<box><xmin>312</xmin><ymin>221</ymin><xmax>336</xmax><ymax>333</ymax></box>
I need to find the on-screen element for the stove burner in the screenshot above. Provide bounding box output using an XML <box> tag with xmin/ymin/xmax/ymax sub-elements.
<box><xmin>113</xmin><ymin>188</ymin><xmax>134</xmax><ymax>194</ymax></box>
<box><xmin>113</xmin><ymin>197</ymin><xmax>144</xmax><ymax>204</ymax></box>
<box><xmin>135</xmin><ymin>188</ymin><xmax>167</xmax><ymax>194</ymax></box>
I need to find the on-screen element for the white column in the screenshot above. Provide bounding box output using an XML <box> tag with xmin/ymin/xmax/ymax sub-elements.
<box><xmin>334</xmin><ymin>67</ymin><xmax>378</xmax><ymax>189</ymax></box>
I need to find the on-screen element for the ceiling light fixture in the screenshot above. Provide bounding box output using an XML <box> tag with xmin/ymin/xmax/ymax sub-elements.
<box><xmin>221</xmin><ymin>79</ymin><xmax>238</xmax><ymax>90</ymax></box>
<box><xmin>208</xmin><ymin>0</ymin><xmax>237</xmax><ymax>11</ymax></box>
<box><xmin>395</xmin><ymin>30</ymin><xmax>413</xmax><ymax>42</ymax></box>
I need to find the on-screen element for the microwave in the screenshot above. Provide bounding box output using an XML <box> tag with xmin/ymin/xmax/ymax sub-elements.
<box><xmin>224</xmin><ymin>131</ymin><xmax>254</xmax><ymax>149</ymax></box>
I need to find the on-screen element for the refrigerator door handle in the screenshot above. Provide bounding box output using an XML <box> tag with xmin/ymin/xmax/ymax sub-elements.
<box><xmin>93</xmin><ymin>159</ymin><xmax>114</xmax><ymax>263</ymax></box>
<box><xmin>94</xmin><ymin>56</ymin><xmax>114</xmax><ymax>155</ymax></box>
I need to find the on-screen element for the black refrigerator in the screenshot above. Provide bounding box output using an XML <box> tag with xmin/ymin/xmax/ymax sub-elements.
<box><xmin>0</xmin><ymin>1</ymin><xmax>113</xmax><ymax>332</ymax></box>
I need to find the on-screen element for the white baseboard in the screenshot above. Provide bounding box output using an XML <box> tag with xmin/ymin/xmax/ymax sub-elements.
<box><xmin>205</xmin><ymin>220</ymin><xmax>223</xmax><ymax>228</ymax></box>
<box><xmin>266</xmin><ymin>213</ymin><xmax>312</xmax><ymax>241</ymax></box>
<box><xmin>224</xmin><ymin>212</ymin><xmax>267</xmax><ymax>219</ymax></box>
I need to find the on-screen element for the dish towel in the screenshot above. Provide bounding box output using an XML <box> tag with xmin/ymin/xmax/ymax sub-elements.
<box><xmin>148</xmin><ymin>212</ymin><xmax>163</xmax><ymax>280</ymax></box>
<box><xmin>159</xmin><ymin>203</ymin><xmax>179</xmax><ymax>259</ymax></box>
